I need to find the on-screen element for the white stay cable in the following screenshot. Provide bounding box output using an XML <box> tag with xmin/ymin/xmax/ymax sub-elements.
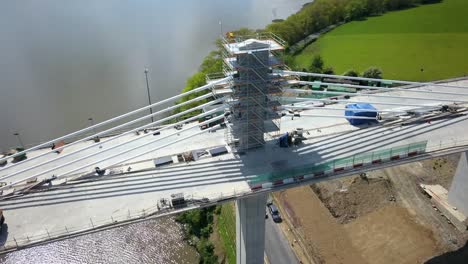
<box><xmin>284</xmin><ymin>113</ymin><xmax>377</xmax><ymax>120</ymax></box>
<box><xmin>285</xmin><ymin>88</ymin><xmax>468</xmax><ymax>104</ymax></box>
<box><xmin>283</xmin><ymin>97</ymin><xmax>446</xmax><ymax>108</ymax></box>
<box><xmin>0</xmin><ymin>76</ymin><xmax>230</xmax><ymax>163</ymax></box>
<box><xmin>1</xmin><ymin>92</ymin><xmax>215</xmax><ymax>173</ymax></box>
<box><xmin>294</xmin><ymin>80</ymin><xmax>468</xmax><ymax>97</ymax></box>
<box><xmin>279</xmin><ymin>70</ymin><xmax>468</xmax><ymax>89</ymax></box>
<box><xmin>282</xmin><ymin>105</ymin><xmax>407</xmax><ymax>113</ymax></box>
<box><xmin>0</xmin><ymin>114</ymin><xmax>225</xmax><ymax>191</ymax></box>
<box><xmin>0</xmin><ymin>100</ymin><xmax>225</xmax><ymax>182</ymax></box>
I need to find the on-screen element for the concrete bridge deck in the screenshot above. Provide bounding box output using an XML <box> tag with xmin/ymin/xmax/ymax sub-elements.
<box><xmin>1</xmin><ymin>79</ymin><xmax>468</xmax><ymax>252</ymax></box>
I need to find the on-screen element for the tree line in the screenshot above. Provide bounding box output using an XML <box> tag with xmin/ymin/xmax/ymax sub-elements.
<box><xmin>304</xmin><ymin>54</ymin><xmax>383</xmax><ymax>79</ymax></box>
<box><xmin>266</xmin><ymin>0</ymin><xmax>442</xmax><ymax>45</ymax></box>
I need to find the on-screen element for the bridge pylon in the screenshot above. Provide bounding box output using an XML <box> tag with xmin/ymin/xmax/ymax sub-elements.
<box><xmin>236</xmin><ymin>194</ymin><xmax>268</xmax><ymax>264</ymax></box>
<box><xmin>448</xmin><ymin>151</ymin><xmax>468</xmax><ymax>216</ymax></box>
<box><xmin>220</xmin><ymin>33</ymin><xmax>286</xmax><ymax>152</ymax></box>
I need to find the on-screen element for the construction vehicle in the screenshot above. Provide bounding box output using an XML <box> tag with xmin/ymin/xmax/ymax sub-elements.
<box><xmin>279</xmin><ymin>128</ymin><xmax>305</xmax><ymax>147</ymax></box>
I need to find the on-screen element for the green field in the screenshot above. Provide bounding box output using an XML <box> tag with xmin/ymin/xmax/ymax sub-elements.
<box><xmin>217</xmin><ymin>203</ymin><xmax>236</xmax><ymax>264</ymax></box>
<box><xmin>294</xmin><ymin>0</ymin><xmax>468</xmax><ymax>81</ymax></box>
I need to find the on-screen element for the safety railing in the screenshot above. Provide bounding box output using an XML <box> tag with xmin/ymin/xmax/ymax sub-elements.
<box><xmin>205</xmin><ymin>72</ymin><xmax>227</xmax><ymax>83</ymax></box>
<box><xmin>0</xmin><ymin>187</ymin><xmax>252</xmax><ymax>252</ymax></box>
<box><xmin>220</xmin><ymin>32</ymin><xmax>286</xmax><ymax>49</ymax></box>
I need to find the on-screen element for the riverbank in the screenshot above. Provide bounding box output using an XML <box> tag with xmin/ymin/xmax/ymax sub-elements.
<box><xmin>174</xmin><ymin>203</ymin><xmax>236</xmax><ymax>264</ymax></box>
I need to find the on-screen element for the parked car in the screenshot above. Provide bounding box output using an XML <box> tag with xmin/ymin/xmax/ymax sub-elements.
<box><xmin>268</xmin><ymin>204</ymin><xmax>282</xmax><ymax>223</ymax></box>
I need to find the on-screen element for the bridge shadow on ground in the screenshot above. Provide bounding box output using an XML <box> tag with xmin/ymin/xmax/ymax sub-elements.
<box><xmin>425</xmin><ymin>241</ymin><xmax>468</xmax><ymax>264</ymax></box>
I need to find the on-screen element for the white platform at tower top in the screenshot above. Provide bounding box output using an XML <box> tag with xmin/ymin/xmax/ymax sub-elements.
<box><xmin>223</xmin><ymin>38</ymin><xmax>284</xmax><ymax>55</ymax></box>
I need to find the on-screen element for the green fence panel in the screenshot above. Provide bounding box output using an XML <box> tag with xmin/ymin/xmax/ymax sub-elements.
<box><xmin>248</xmin><ymin>140</ymin><xmax>428</xmax><ymax>185</ymax></box>
<box><xmin>328</xmin><ymin>86</ymin><xmax>357</xmax><ymax>93</ymax></box>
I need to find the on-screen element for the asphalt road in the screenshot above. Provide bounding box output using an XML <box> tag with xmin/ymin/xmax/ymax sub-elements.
<box><xmin>265</xmin><ymin>208</ymin><xmax>298</xmax><ymax>264</ymax></box>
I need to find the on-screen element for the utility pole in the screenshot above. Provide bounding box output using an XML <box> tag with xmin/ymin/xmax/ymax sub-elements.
<box><xmin>88</xmin><ymin>118</ymin><xmax>97</xmax><ymax>134</ymax></box>
<box><xmin>144</xmin><ymin>68</ymin><xmax>154</xmax><ymax>124</ymax></box>
<box><xmin>13</xmin><ymin>132</ymin><xmax>25</xmax><ymax>149</ymax></box>
<box><xmin>219</xmin><ymin>20</ymin><xmax>223</xmax><ymax>36</ymax></box>
<box><xmin>88</xmin><ymin>118</ymin><xmax>99</xmax><ymax>143</ymax></box>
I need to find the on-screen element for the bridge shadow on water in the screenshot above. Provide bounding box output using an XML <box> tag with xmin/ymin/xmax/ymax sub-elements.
<box><xmin>1</xmin><ymin>113</ymin><xmax>467</xmax><ymax>211</ymax></box>
<box><xmin>425</xmin><ymin>241</ymin><xmax>468</xmax><ymax>264</ymax></box>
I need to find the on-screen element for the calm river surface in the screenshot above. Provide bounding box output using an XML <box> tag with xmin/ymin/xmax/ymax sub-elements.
<box><xmin>0</xmin><ymin>0</ymin><xmax>307</xmax><ymax>263</ymax></box>
<box><xmin>0</xmin><ymin>0</ymin><xmax>308</xmax><ymax>151</ymax></box>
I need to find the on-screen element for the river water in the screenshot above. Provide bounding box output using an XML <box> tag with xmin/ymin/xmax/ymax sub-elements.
<box><xmin>0</xmin><ymin>0</ymin><xmax>308</xmax><ymax>151</ymax></box>
<box><xmin>0</xmin><ymin>0</ymin><xmax>308</xmax><ymax>263</ymax></box>
<box><xmin>0</xmin><ymin>217</ymin><xmax>199</xmax><ymax>264</ymax></box>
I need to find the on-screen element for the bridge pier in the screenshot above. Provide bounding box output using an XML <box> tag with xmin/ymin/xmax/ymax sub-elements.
<box><xmin>448</xmin><ymin>151</ymin><xmax>468</xmax><ymax>216</ymax></box>
<box><xmin>236</xmin><ymin>194</ymin><xmax>267</xmax><ymax>264</ymax></box>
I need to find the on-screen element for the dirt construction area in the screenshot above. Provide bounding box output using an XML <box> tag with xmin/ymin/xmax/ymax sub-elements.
<box><xmin>274</xmin><ymin>154</ymin><xmax>468</xmax><ymax>264</ymax></box>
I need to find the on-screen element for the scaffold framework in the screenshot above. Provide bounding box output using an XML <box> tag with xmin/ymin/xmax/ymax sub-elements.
<box><xmin>208</xmin><ymin>32</ymin><xmax>289</xmax><ymax>152</ymax></box>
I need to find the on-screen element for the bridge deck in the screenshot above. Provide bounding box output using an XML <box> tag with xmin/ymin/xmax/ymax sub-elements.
<box><xmin>1</xmin><ymin>79</ymin><xmax>468</xmax><ymax>251</ymax></box>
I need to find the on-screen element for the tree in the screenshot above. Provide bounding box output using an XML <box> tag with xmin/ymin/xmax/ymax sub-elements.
<box><xmin>197</xmin><ymin>239</ymin><xmax>218</xmax><ymax>264</ymax></box>
<box><xmin>366</xmin><ymin>0</ymin><xmax>385</xmax><ymax>15</ymax></box>
<box><xmin>345</xmin><ymin>0</ymin><xmax>368</xmax><ymax>21</ymax></box>
<box><xmin>343</xmin><ymin>69</ymin><xmax>359</xmax><ymax>77</ymax></box>
<box><xmin>175</xmin><ymin>207</ymin><xmax>215</xmax><ymax>238</ymax></box>
<box><xmin>309</xmin><ymin>55</ymin><xmax>324</xmax><ymax>73</ymax></box>
<box><xmin>299</xmin><ymin>68</ymin><xmax>310</xmax><ymax>81</ymax></box>
<box><xmin>362</xmin><ymin>67</ymin><xmax>383</xmax><ymax>79</ymax></box>
<box><xmin>420</xmin><ymin>0</ymin><xmax>442</xmax><ymax>3</ymax></box>
<box><xmin>384</xmin><ymin>0</ymin><xmax>414</xmax><ymax>10</ymax></box>
<box><xmin>323</xmin><ymin>67</ymin><xmax>335</xmax><ymax>75</ymax></box>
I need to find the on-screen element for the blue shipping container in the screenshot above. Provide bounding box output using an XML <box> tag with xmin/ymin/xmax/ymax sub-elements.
<box><xmin>345</xmin><ymin>103</ymin><xmax>378</xmax><ymax>126</ymax></box>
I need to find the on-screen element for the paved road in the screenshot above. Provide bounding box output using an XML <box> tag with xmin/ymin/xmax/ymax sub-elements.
<box><xmin>265</xmin><ymin>208</ymin><xmax>298</xmax><ymax>264</ymax></box>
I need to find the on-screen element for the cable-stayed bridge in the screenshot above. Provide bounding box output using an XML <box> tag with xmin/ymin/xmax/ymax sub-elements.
<box><xmin>1</xmin><ymin>33</ymin><xmax>468</xmax><ymax>263</ymax></box>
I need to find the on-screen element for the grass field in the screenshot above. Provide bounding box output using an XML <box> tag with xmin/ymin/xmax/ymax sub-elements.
<box><xmin>217</xmin><ymin>203</ymin><xmax>236</xmax><ymax>264</ymax></box>
<box><xmin>294</xmin><ymin>0</ymin><xmax>468</xmax><ymax>81</ymax></box>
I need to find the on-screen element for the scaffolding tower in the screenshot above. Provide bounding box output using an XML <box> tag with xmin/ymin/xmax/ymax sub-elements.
<box><xmin>214</xmin><ymin>33</ymin><xmax>287</xmax><ymax>152</ymax></box>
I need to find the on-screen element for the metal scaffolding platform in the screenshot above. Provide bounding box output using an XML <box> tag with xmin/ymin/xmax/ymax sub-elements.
<box><xmin>207</xmin><ymin>33</ymin><xmax>288</xmax><ymax>152</ymax></box>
